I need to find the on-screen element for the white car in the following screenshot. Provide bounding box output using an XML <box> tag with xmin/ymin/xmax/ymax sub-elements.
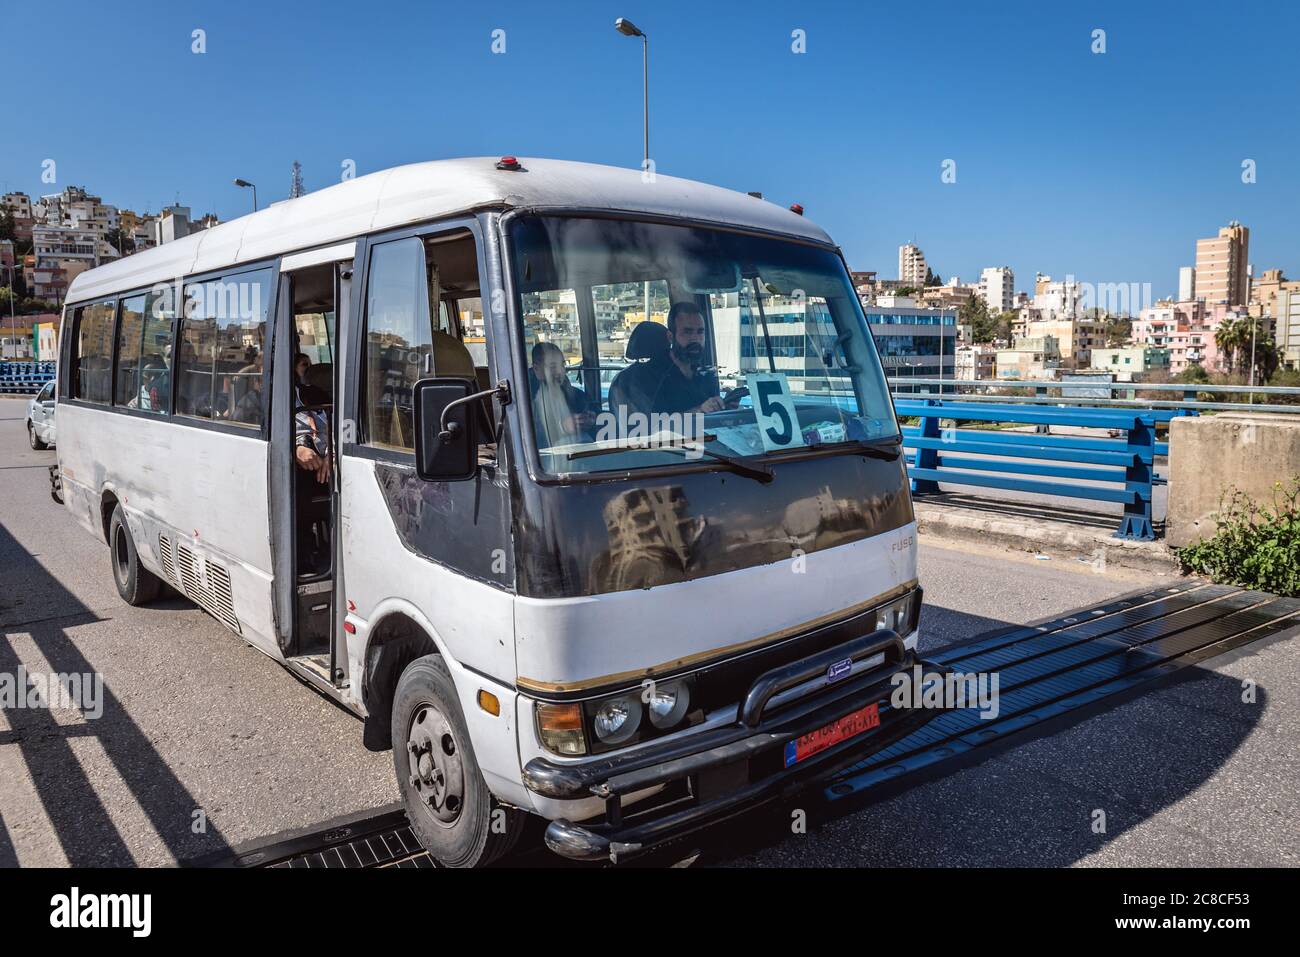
<box><xmin>27</xmin><ymin>380</ymin><xmax>56</xmax><ymax>449</ymax></box>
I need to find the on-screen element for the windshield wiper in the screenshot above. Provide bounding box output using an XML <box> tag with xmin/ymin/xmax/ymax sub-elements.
<box><xmin>809</xmin><ymin>436</ymin><xmax>903</xmax><ymax>462</ymax></box>
<box><xmin>568</xmin><ymin>438</ymin><xmax>775</xmax><ymax>483</ymax></box>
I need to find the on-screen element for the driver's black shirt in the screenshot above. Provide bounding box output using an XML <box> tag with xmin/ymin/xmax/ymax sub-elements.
<box><xmin>628</xmin><ymin>354</ymin><xmax>720</xmax><ymax>415</ymax></box>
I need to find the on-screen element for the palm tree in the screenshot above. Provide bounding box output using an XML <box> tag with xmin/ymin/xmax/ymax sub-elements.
<box><xmin>1215</xmin><ymin>318</ymin><xmax>1244</xmax><ymax>375</ymax></box>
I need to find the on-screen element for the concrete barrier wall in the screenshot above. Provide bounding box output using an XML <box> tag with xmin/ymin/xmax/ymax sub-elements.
<box><xmin>1167</xmin><ymin>412</ymin><xmax>1300</xmax><ymax>547</ymax></box>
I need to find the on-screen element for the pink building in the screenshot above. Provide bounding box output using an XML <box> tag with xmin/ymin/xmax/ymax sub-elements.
<box><xmin>1131</xmin><ymin>300</ymin><xmax>1226</xmax><ymax>375</ymax></box>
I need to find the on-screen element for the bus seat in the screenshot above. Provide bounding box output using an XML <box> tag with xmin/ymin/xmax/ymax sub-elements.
<box><xmin>305</xmin><ymin>362</ymin><xmax>333</xmax><ymax>398</ymax></box>
<box><xmin>431</xmin><ymin>330</ymin><xmax>476</xmax><ymax>381</ymax></box>
<box><xmin>609</xmin><ymin>321</ymin><xmax>669</xmax><ymax>413</ymax></box>
<box><xmin>625</xmin><ymin>320</ymin><xmax>670</xmax><ymax>361</ymax></box>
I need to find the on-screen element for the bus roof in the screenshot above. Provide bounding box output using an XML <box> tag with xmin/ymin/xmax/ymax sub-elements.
<box><xmin>65</xmin><ymin>157</ymin><xmax>833</xmax><ymax>305</ymax></box>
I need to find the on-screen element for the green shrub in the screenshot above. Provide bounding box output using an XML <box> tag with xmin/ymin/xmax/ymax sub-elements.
<box><xmin>1178</xmin><ymin>478</ymin><xmax>1300</xmax><ymax>597</ymax></box>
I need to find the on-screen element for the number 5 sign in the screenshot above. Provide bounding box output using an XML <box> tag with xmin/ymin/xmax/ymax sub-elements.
<box><xmin>746</xmin><ymin>373</ymin><xmax>805</xmax><ymax>452</ymax></box>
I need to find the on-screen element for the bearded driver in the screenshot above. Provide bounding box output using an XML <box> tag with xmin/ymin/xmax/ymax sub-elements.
<box><xmin>628</xmin><ymin>302</ymin><xmax>723</xmax><ymax>415</ymax></box>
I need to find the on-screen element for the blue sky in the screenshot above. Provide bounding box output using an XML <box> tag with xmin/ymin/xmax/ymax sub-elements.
<box><xmin>3</xmin><ymin>0</ymin><xmax>1296</xmax><ymax>299</ymax></box>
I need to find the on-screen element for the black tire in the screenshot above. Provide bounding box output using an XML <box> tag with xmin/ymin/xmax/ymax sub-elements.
<box><xmin>109</xmin><ymin>505</ymin><xmax>162</xmax><ymax>606</ymax></box>
<box><xmin>391</xmin><ymin>654</ymin><xmax>527</xmax><ymax>867</ymax></box>
<box><xmin>28</xmin><ymin>420</ymin><xmax>47</xmax><ymax>450</ymax></box>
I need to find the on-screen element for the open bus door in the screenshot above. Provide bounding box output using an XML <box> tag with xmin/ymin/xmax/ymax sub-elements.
<box><xmin>270</xmin><ymin>244</ymin><xmax>355</xmax><ymax>695</ymax></box>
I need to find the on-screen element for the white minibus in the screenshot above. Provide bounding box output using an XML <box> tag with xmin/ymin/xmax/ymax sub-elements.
<box><xmin>56</xmin><ymin>157</ymin><xmax>933</xmax><ymax>866</ymax></box>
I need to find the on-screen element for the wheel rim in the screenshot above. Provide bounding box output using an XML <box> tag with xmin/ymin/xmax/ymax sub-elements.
<box><xmin>405</xmin><ymin>703</ymin><xmax>465</xmax><ymax>827</ymax></box>
<box><xmin>113</xmin><ymin>524</ymin><xmax>130</xmax><ymax>583</ymax></box>
<box><xmin>28</xmin><ymin>423</ymin><xmax>36</xmax><ymax>447</ymax></box>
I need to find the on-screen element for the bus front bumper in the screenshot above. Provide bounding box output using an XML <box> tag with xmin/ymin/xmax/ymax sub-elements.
<box><xmin>521</xmin><ymin>631</ymin><xmax>948</xmax><ymax>863</ymax></box>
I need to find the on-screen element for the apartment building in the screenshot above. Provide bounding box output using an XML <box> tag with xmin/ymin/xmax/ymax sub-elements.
<box><xmin>1132</xmin><ymin>300</ymin><xmax>1220</xmax><ymax>375</ymax></box>
<box><xmin>954</xmin><ymin>343</ymin><xmax>997</xmax><ymax>380</ymax></box>
<box><xmin>1030</xmin><ymin>275</ymin><xmax>1084</xmax><ymax>320</ymax></box>
<box><xmin>1</xmin><ymin>192</ymin><xmax>35</xmax><ymax>244</ymax></box>
<box><xmin>1090</xmin><ymin>345</ymin><xmax>1171</xmax><ymax>382</ymax></box>
<box><xmin>996</xmin><ymin>335</ymin><xmax>1061</xmax><ymax>381</ymax></box>
<box><xmin>919</xmin><ymin>280</ymin><xmax>976</xmax><ymax>310</ymax></box>
<box><xmin>30</xmin><ymin>223</ymin><xmax>118</xmax><ymax>304</ymax></box>
<box><xmin>898</xmin><ymin>243</ymin><xmax>927</xmax><ymax>288</ymax></box>
<box><xmin>978</xmin><ymin>266</ymin><xmax>1015</xmax><ymax>314</ymax></box>
<box><xmin>1276</xmin><ymin>287</ymin><xmax>1300</xmax><ymax>370</ymax></box>
<box><xmin>1009</xmin><ymin>316</ymin><xmax>1106</xmax><ymax>369</ymax></box>
<box><xmin>1194</xmin><ymin>221</ymin><xmax>1249</xmax><ymax>306</ymax></box>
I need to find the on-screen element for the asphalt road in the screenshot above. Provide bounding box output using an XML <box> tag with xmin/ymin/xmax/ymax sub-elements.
<box><xmin>1</xmin><ymin>396</ymin><xmax>1296</xmax><ymax>867</ymax></box>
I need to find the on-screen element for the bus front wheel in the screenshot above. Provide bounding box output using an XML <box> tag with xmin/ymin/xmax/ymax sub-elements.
<box><xmin>109</xmin><ymin>505</ymin><xmax>162</xmax><ymax>606</ymax></box>
<box><xmin>391</xmin><ymin>654</ymin><xmax>526</xmax><ymax>867</ymax></box>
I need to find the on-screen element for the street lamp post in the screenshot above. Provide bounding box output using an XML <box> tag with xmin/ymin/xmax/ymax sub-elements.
<box><xmin>1248</xmin><ymin>316</ymin><xmax>1258</xmax><ymax>404</ymax></box>
<box><xmin>615</xmin><ymin>18</ymin><xmax>649</xmax><ymax>168</ymax></box>
<box><xmin>4</xmin><ymin>265</ymin><xmax>16</xmax><ymax>362</ymax></box>
<box><xmin>615</xmin><ymin>17</ymin><xmax>652</xmax><ymax>325</ymax></box>
<box><xmin>233</xmin><ymin>178</ymin><xmax>258</xmax><ymax>212</ymax></box>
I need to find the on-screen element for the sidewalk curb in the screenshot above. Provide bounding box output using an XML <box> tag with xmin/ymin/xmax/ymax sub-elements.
<box><xmin>913</xmin><ymin>502</ymin><xmax>1184</xmax><ymax>577</ymax></box>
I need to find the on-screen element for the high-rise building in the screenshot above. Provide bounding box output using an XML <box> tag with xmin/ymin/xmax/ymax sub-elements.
<box><xmin>978</xmin><ymin>266</ymin><xmax>1014</xmax><ymax>314</ymax></box>
<box><xmin>1178</xmin><ymin>266</ymin><xmax>1196</xmax><ymax>302</ymax></box>
<box><xmin>1276</xmin><ymin>287</ymin><xmax>1300</xmax><ymax>370</ymax></box>
<box><xmin>898</xmin><ymin>243</ymin><xmax>927</xmax><ymax>288</ymax></box>
<box><xmin>1194</xmin><ymin>222</ymin><xmax>1249</xmax><ymax>306</ymax></box>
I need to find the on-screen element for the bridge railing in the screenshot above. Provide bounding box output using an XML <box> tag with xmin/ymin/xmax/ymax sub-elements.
<box><xmin>893</xmin><ymin>396</ymin><xmax>1194</xmax><ymax>541</ymax></box>
<box><xmin>888</xmin><ymin>376</ymin><xmax>1300</xmax><ymax>414</ymax></box>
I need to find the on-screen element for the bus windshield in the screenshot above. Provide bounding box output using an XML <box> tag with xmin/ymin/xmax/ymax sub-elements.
<box><xmin>507</xmin><ymin>215</ymin><xmax>898</xmax><ymax>476</ymax></box>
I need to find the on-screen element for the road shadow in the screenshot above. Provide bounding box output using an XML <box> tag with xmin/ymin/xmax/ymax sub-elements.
<box><xmin>649</xmin><ymin>603</ymin><xmax>1271</xmax><ymax>868</ymax></box>
<box><xmin>0</xmin><ymin>519</ymin><xmax>231</xmax><ymax>867</ymax></box>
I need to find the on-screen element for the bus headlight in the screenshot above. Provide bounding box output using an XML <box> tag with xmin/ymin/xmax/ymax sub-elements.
<box><xmin>647</xmin><ymin>679</ymin><xmax>691</xmax><ymax>729</ymax></box>
<box><xmin>592</xmin><ymin>694</ymin><xmax>642</xmax><ymax>745</ymax></box>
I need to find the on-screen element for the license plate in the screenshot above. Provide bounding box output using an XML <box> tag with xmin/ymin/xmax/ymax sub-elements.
<box><xmin>783</xmin><ymin>702</ymin><xmax>880</xmax><ymax>768</ymax></box>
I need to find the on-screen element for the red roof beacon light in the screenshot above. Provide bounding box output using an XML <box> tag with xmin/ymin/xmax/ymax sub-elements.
<box><xmin>789</xmin><ymin>203</ymin><xmax>804</xmax><ymax>216</ymax></box>
<box><xmin>496</xmin><ymin>156</ymin><xmax>523</xmax><ymax>171</ymax></box>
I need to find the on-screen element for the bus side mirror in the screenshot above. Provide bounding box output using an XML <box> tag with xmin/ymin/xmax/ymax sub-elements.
<box><xmin>413</xmin><ymin>378</ymin><xmax>479</xmax><ymax>482</ymax></box>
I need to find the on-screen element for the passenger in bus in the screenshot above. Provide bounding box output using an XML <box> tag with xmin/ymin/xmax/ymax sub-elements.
<box><xmin>529</xmin><ymin>341</ymin><xmax>594</xmax><ymax>448</ymax></box>
<box><xmin>138</xmin><ymin>357</ymin><xmax>170</xmax><ymax>412</ymax></box>
<box><xmin>294</xmin><ymin>381</ymin><xmax>332</xmax><ymax>574</ymax></box>
<box><xmin>625</xmin><ymin>302</ymin><xmax>722</xmax><ymax>416</ymax></box>
<box><xmin>232</xmin><ymin>354</ymin><xmax>264</xmax><ymax>425</ymax></box>
<box><xmin>295</xmin><ymin>398</ymin><xmax>331</xmax><ymax>483</ymax></box>
<box><xmin>295</xmin><ymin>352</ymin><xmax>331</xmax><ymax>406</ymax></box>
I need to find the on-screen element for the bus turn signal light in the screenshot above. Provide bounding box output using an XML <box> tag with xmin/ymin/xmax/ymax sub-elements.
<box><xmin>537</xmin><ymin>702</ymin><xmax>586</xmax><ymax>755</ymax></box>
<box><xmin>477</xmin><ymin>689</ymin><xmax>500</xmax><ymax>716</ymax></box>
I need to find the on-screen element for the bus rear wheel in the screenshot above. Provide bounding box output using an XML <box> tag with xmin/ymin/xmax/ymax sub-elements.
<box><xmin>109</xmin><ymin>505</ymin><xmax>162</xmax><ymax>606</ymax></box>
<box><xmin>391</xmin><ymin>654</ymin><xmax>526</xmax><ymax>867</ymax></box>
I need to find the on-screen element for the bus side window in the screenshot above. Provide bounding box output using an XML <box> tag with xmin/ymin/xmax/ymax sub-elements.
<box><xmin>178</xmin><ymin>270</ymin><xmax>271</xmax><ymax>426</ymax></box>
<box><xmin>139</xmin><ymin>286</ymin><xmax>176</xmax><ymax>414</ymax></box>
<box><xmin>73</xmin><ymin>300</ymin><xmax>116</xmax><ymax>404</ymax></box>
<box><xmin>113</xmin><ymin>294</ymin><xmax>147</xmax><ymax>408</ymax></box>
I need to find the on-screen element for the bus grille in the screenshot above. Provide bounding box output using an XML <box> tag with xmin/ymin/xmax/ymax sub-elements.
<box><xmin>172</xmin><ymin>540</ymin><xmax>241</xmax><ymax>634</ymax></box>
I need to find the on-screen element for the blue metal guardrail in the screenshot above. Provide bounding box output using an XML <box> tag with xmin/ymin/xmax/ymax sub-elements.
<box><xmin>0</xmin><ymin>361</ymin><xmax>55</xmax><ymax>395</ymax></box>
<box><xmin>895</xmin><ymin>397</ymin><xmax>1195</xmax><ymax>541</ymax></box>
